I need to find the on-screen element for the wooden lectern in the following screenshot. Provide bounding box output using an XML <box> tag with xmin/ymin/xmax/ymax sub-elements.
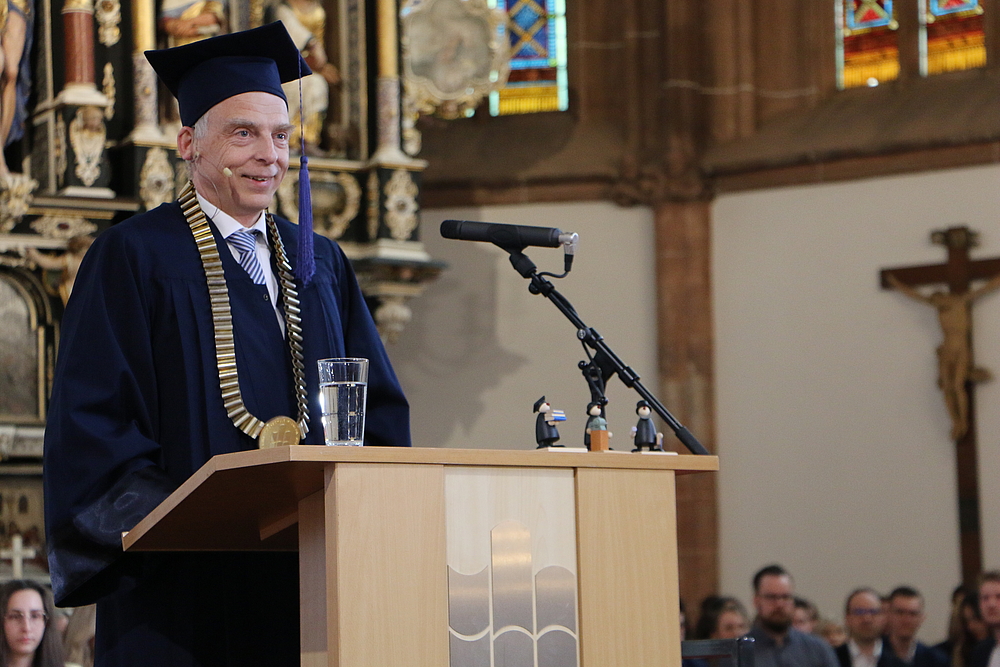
<box><xmin>123</xmin><ymin>446</ymin><xmax>718</xmax><ymax>667</ymax></box>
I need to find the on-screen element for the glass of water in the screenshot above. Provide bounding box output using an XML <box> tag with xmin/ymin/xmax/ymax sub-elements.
<box><xmin>317</xmin><ymin>358</ymin><xmax>368</xmax><ymax>446</ymax></box>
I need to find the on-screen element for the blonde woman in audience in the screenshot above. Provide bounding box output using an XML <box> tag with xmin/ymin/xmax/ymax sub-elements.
<box><xmin>694</xmin><ymin>596</ymin><xmax>750</xmax><ymax>640</ymax></box>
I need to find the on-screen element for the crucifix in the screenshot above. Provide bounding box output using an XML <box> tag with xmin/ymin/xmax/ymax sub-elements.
<box><xmin>880</xmin><ymin>226</ymin><xmax>1000</xmax><ymax>589</ymax></box>
<box><xmin>0</xmin><ymin>534</ymin><xmax>37</xmax><ymax>579</ymax></box>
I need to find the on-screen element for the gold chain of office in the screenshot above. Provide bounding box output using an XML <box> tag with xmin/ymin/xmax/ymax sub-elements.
<box><xmin>179</xmin><ymin>181</ymin><xmax>309</xmax><ymax>444</ymax></box>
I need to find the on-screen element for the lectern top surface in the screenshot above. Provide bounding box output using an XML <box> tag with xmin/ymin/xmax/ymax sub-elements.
<box><xmin>122</xmin><ymin>446</ymin><xmax>717</xmax><ymax>553</ymax></box>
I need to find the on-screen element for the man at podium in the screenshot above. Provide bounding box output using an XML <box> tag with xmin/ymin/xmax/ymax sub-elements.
<box><xmin>41</xmin><ymin>23</ymin><xmax>410</xmax><ymax>667</ymax></box>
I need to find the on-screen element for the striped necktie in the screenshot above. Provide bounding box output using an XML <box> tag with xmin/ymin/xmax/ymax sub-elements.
<box><xmin>229</xmin><ymin>229</ymin><xmax>266</xmax><ymax>285</ymax></box>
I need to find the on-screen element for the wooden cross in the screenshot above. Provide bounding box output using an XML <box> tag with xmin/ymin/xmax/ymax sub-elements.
<box><xmin>880</xmin><ymin>226</ymin><xmax>1000</xmax><ymax>589</ymax></box>
<box><xmin>0</xmin><ymin>534</ymin><xmax>36</xmax><ymax>579</ymax></box>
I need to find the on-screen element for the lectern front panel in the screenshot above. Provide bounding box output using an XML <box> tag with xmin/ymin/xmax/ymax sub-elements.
<box><xmin>444</xmin><ymin>467</ymin><xmax>580</xmax><ymax>667</ymax></box>
<box><xmin>577</xmin><ymin>467</ymin><xmax>681</xmax><ymax>667</ymax></box>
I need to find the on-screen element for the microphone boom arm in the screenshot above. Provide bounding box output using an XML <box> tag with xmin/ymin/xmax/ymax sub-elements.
<box><xmin>505</xmin><ymin>247</ymin><xmax>709</xmax><ymax>456</ymax></box>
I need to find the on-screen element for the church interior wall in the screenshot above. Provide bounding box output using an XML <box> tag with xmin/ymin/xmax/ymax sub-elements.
<box><xmin>713</xmin><ymin>162</ymin><xmax>1000</xmax><ymax>640</ymax></box>
<box><xmin>391</xmin><ymin>201</ymin><xmax>659</xmax><ymax>454</ymax></box>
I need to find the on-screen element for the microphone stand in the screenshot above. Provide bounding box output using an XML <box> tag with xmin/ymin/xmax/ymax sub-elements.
<box><xmin>503</xmin><ymin>246</ymin><xmax>709</xmax><ymax>456</ymax></box>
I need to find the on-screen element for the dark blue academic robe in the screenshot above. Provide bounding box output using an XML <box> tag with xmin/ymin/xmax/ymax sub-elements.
<box><xmin>43</xmin><ymin>202</ymin><xmax>410</xmax><ymax>667</ymax></box>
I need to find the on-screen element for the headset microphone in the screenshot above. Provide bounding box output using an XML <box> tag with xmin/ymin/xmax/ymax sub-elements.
<box><xmin>222</xmin><ymin>167</ymin><xmax>233</xmax><ymax>177</ymax></box>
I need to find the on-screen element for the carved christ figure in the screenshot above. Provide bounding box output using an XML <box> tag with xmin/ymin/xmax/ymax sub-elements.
<box><xmin>0</xmin><ymin>0</ymin><xmax>32</xmax><ymax>178</ymax></box>
<box><xmin>887</xmin><ymin>272</ymin><xmax>1000</xmax><ymax>441</ymax></box>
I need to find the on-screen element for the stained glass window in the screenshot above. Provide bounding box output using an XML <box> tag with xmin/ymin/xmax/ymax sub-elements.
<box><xmin>488</xmin><ymin>0</ymin><xmax>567</xmax><ymax>116</ymax></box>
<box><xmin>919</xmin><ymin>0</ymin><xmax>986</xmax><ymax>75</ymax></box>
<box><xmin>836</xmin><ymin>0</ymin><xmax>900</xmax><ymax>89</ymax></box>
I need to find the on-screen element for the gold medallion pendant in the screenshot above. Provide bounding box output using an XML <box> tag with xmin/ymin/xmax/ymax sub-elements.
<box><xmin>258</xmin><ymin>416</ymin><xmax>302</xmax><ymax>448</ymax></box>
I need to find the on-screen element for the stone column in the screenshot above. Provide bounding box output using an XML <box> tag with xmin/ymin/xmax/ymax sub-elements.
<box><xmin>60</xmin><ymin>0</ymin><xmax>103</xmax><ymax>99</ymax></box>
<box><xmin>371</xmin><ymin>0</ymin><xmax>408</xmax><ymax>163</ymax></box>
<box><xmin>654</xmin><ymin>199</ymin><xmax>718</xmax><ymax>618</ymax></box>
<box><xmin>130</xmin><ymin>0</ymin><xmax>162</xmax><ymax>142</ymax></box>
<box><xmin>56</xmin><ymin>0</ymin><xmax>114</xmax><ymax>197</ymax></box>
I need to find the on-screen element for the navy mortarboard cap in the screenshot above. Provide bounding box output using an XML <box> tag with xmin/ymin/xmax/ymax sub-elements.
<box><xmin>146</xmin><ymin>22</ymin><xmax>318</xmax><ymax>286</ymax></box>
<box><xmin>145</xmin><ymin>22</ymin><xmax>312</xmax><ymax>127</ymax></box>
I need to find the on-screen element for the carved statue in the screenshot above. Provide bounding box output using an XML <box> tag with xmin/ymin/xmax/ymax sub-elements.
<box><xmin>25</xmin><ymin>235</ymin><xmax>94</xmax><ymax>305</ymax></box>
<box><xmin>159</xmin><ymin>0</ymin><xmax>227</xmax><ymax>47</ymax></box>
<box><xmin>887</xmin><ymin>272</ymin><xmax>1000</xmax><ymax>440</ymax></box>
<box><xmin>273</xmin><ymin>0</ymin><xmax>340</xmax><ymax>153</ymax></box>
<box><xmin>158</xmin><ymin>0</ymin><xmax>228</xmax><ymax>129</ymax></box>
<box><xmin>0</xmin><ymin>0</ymin><xmax>33</xmax><ymax>179</ymax></box>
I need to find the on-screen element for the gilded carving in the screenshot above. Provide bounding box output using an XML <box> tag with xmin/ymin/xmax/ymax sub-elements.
<box><xmin>366</xmin><ymin>170</ymin><xmax>380</xmax><ymax>240</ymax></box>
<box><xmin>95</xmin><ymin>0</ymin><xmax>122</xmax><ymax>45</ymax></box>
<box><xmin>103</xmin><ymin>63</ymin><xmax>116</xmax><ymax>119</ymax></box>
<box><xmin>68</xmin><ymin>106</ymin><xmax>106</xmax><ymax>187</ymax></box>
<box><xmin>139</xmin><ymin>148</ymin><xmax>175</xmax><ymax>211</ymax></box>
<box><xmin>277</xmin><ymin>170</ymin><xmax>362</xmax><ymax>240</ymax></box>
<box><xmin>55</xmin><ymin>115</ymin><xmax>67</xmax><ymax>189</ymax></box>
<box><xmin>401</xmin><ymin>91</ymin><xmax>421</xmax><ymax>156</ymax></box>
<box><xmin>61</xmin><ymin>0</ymin><xmax>94</xmax><ymax>11</ymax></box>
<box><xmin>373</xmin><ymin>295</ymin><xmax>412</xmax><ymax>344</ymax></box>
<box><xmin>383</xmin><ymin>169</ymin><xmax>418</xmax><ymax>241</ymax></box>
<box><xmin>401</xmin><ymin>0</ymin><xmax>509</xmax><ymax>122</ymax></box>
<box><xmin>0</xmin><ymin>174</ymin><xmax>39</xmax><ymax>232</ymax></box>
<box><xmin>25</xmin><ymin>236</ymin><xmax>96</xmax><ymax>306</ymax></box>
<box><xmin>249</xmin><ymin>0</ymin><xmax>264</xmax><ymax>27</ymax></box>
<box><xmin>30</xmin><ymin>215</ymin><xmax>98</xmax><ymax>239</ymax></box>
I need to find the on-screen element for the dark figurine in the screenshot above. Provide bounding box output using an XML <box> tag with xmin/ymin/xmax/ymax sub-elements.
<box><xmin>534</xmin><ymin>396</ymin><xmax>564</xmax><ymax>448</ymax></box>
<box><xmin>584</xmin><ymin>401</ymin><xmax>608</xmax><ymax>450</ymax></box>
<box><xmin>631</xmin><ymin>400</ymin><xmax>663</xmax><ymax>452</ymax></box>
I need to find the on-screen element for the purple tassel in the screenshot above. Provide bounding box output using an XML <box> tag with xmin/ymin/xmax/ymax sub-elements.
<box><xmin>296</xmin><ymin>154</ymin><xmax>316</xmax><ymax>285</ymax></box>
<box><xmin>294</xmin><ymin>55</ymin><xmax>315</xmax><ymax>286</ymax></box>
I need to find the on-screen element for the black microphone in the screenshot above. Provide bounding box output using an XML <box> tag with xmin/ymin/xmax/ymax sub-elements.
<box><xmin>441</xmin><ymin>220</ymin><xmax>564</xmax><ymax>249</ymax></box>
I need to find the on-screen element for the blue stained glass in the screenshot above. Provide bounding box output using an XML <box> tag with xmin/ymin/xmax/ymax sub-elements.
<box><xmin>507</xmin><ymin>0</ymin><xmax>549</xmax><ymax>59</ymax></box>
<box><xmin>929</xmin><ymin>0</ymin><xmax>979</xmax><ymax>16</ymax></box>
<box><xmin>491</xmin><ymin>0</ymin><xmax>567</xmax><ymax>115</ymax></box>
<box><xmin>511</xmin><ymin>6</ymin><xmax>541</xmax><ymax>31</ymax></box>
<box><xmin>847</xmin><ymin>0</ymin><xmax>894</xmax><ymax>30</ymax></box>
<box><xmin>511</xmin><ymin>58</ymin><xmax>553</xmax><ymax>69</ymax></box>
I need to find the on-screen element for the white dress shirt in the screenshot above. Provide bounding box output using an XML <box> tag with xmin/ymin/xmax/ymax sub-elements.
<box><xmin>848</xmin><ymin>638</ymin><xmax>883</xmax><ymax>667</ymax></box>
<box><xmin>196</xmin><ymin>193</ymin><xmax>284</xmax><ymax>334</ymax></box>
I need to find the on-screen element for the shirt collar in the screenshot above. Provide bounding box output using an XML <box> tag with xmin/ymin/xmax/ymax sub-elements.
<box><xmin>195</xmin><ymin>191</ymin><xmax>267</xmax><ymax>239</ymax></box>
<box><xmin>895</xmin><ymin>639</ymin><xmax>916</xmax><ymax>662</ymax></box>
<box><xmin>849</xmin><ymin>638</ymin><xmax>883</xmax><ymax>660</ymax></box>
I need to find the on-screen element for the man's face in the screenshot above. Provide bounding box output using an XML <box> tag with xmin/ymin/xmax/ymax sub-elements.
<box><xmin>754</xmin><ymin>574</ymin><xmax>794</xmax><ymax>634</ymax></box>
<box><xmin>845</xmin><ymin>591</ymin><xmax>885</xmax><ymax>643</ymax></box>
<box><xmin>181</xmin><ymin>92</ymin><xmax>293</xmax><ymax>226</ymax></box>
<box><xmin>979</xmin><ymin>580</ymin><xmax>1000</xmax><ymax>629</ymax></box>
<box><xmin>887</xmin><ymin>595</ymin><xmax>923</xmax><ymax>643</ymax></box>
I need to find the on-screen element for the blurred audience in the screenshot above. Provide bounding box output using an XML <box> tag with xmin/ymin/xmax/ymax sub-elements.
<box><xmin>819</xmin><ymin>619</ymin><xmax>849</xmax><ymax>649</ymax></box>
<box><xmin>748</xmin><ymin>564</ymin><xmax>839</xmax><ymax>667</ymax></box>
<box><xmin>836</xmin><ymin>588</ymin><xmax>889</xmax><ymax>667</ymax></box>
<box><xmin>970</xmin><ymin>572</ymin><xmax>1000</xmax><ymax>667</ymax></box>
<box><xmin>884</xmin><ymin>586</ymin><xmax>947</xmax><ymax>667</ymax></box>
<box><xmin>796</xmin><ymin>597</ymin><xmax>821</xmax><ymax>635</ymax></box>
<box><xmin>694</xmin><ymin>596</ymin><xmax>750</xmax><ymax>640</ymax></box>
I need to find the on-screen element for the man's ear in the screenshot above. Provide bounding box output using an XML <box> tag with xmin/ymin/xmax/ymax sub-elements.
<box><xmin>177</xmin><ymin>126</ymin><xmax>195</xmax><ymax>161</ymax></box>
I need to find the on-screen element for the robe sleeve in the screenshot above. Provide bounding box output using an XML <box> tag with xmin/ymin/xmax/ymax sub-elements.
<box><xmin>327</xmin><ymin>237</ymin><xmax>411</xmax><ymax>448</ymax></box>
<box><xmin>43</xmin><ymin>226</ymin><xmax>177</xmax><ymax>608</ymax></box>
